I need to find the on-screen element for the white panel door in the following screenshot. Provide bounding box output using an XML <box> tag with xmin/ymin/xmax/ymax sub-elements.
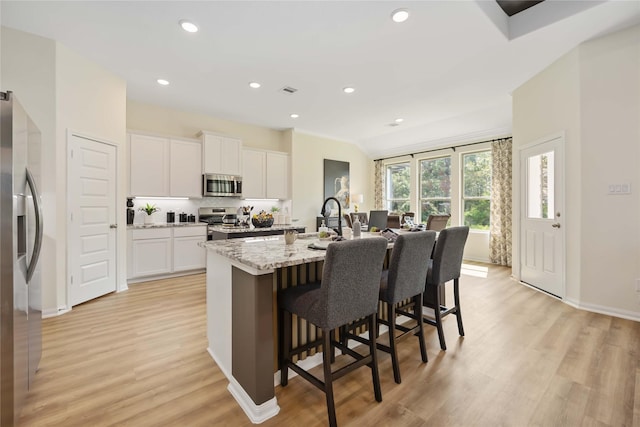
<box><xmin>68</xmin><ymin>135</ymin><xmax>117</xmax><ymax>306</ymax></box>
<box><xmin>520</xmin><ymin>135</ymin><xmax>565</xmax><ymax>298</ymax></box>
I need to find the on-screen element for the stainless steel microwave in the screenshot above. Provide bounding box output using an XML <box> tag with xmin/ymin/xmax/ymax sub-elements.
<box><xmin>203</xmin><ymin>174</ymin><xmax>242</xmax><ymax>197</ymax></box>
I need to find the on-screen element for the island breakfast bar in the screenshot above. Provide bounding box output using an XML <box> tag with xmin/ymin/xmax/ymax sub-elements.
<box><xmin>203</xmin><ymin>233</ymin><xmax>396</xmax><ymax>423</ymax></box>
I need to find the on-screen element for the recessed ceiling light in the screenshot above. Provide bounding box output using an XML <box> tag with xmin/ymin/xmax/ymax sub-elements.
<box><xmin>249</xmin><ymin>82</ymin><xmax>261</xmax><ymax>89</ymax></box>
<box><xmin>157</xmin><ymin>79</ymin><xmax>170</xmax><ymax>86</ymax></box>
<box><xmin>179</xmin><ymin>20</ymin><xmax>198</xmax><ymax>33</ymax></box>
<box><xmin>290</xmin><ymin>114</ymin><xmax>299</xmax><ymax>119</ymax></box>
<box><xmin>395</xmin><ymin>118</ymin><xmax>404</xmax><ymax>123</ymax></box>
<box><xmin>391</xmin><ymin>9</ymin><xmax>409</xmax><ymax>23</ymax></box>
<box><xmin>343</xmin><ymin>87</ymin><xmax>355</xmax><ymax>94</ymax></box>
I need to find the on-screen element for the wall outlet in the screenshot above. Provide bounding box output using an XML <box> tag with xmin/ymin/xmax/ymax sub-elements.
<box><xmin>608</xmin><ymin>182</ymin><xmax>631</xmax><ymax>195</ymax></box>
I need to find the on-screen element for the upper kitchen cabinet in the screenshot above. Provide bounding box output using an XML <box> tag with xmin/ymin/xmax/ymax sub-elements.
<box><xmin>169</xmin><ymin>139</ymin><xmax>202</xmax><ymax>198</ymax></box>
<box><xmin>199</xmin><ymin>131</ymin><xmax>242</xmax><ymax>176</ymax></box>
<box><xmin>129</xmin><ymin>133</ymin><xmax>170</xmax><ymax>196</ymax></box>
<box><xmin>242</xmin><ymin>148</ymin><xmax>289</xmax><ymax>200</ymax></box>
<box><xmin>129</xmin><ymin>132</ymin><xmax>202</xmax><ymax>197</ymax></box>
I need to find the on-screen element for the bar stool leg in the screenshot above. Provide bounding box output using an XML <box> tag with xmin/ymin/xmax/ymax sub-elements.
<box><xmin>387</xmin><ymin>303</ymin><xmax>401</xmax><ymax>384</ymax></box>
<box><xmin>322</xmin><ymin>330</ymin><xmax>337</xmax><ymax>427</ymax></box>
<box><xmin>415</xmin><ymin>294</ymin><xmax>428</xmax><ymax>363</ymax></box>
<box><xmin>432</xmin><ymin>285</ymin><xmax>447</xmax><ymax>351</ymax></box>
<box><xmin>281</xmin><ymin>310</ymin><xmax>291</xmax><ymax>386</ymax></box>
<box><xmin>454</xmin><ymin>278</ymin><xmax>465</xmax><ymax>336</ymax></box>
<box><xmin>368</xmin><ymin>315</ymin><xmax>383</xmax><ymax>402</ymax></box>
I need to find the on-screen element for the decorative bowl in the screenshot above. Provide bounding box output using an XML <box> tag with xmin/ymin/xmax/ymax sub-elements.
<box><xmin>252</xmin><ymin>217</ymin><xmax>274</xmax><ymax>228</ymax></box>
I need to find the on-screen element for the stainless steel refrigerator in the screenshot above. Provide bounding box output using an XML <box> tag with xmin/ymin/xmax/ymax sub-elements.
<box><xmin>0</xmin><ymin>91</ymin><xmax>43</xmax><ymax>426</ymax></box>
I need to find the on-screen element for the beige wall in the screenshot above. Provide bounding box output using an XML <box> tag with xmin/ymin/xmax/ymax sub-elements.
<box><xmin>513</xmin><ymin>24</ymin><xmax>640</xmax><ymax>319</ymax></box>
<box><xmin>127</xmin><ymin>100</ymin><xmax>287</xmax><ymax>152</ymax></box>
<box><xmin>2</xmin><ymin>27</ymin><xmax>127</xmax><ymax>314</ymax></box>
<box><xmin>578</xmin><ymin>25</ymin><xmax>639</xmax><ymax>315</ymax></box>
<box><xmin>56</xmin><ymin>43</ymin><xmax>127</xmax><ymax>308</ymax></box>
<box><xmin>2</xmin><ymin>27</ymin><xmax>59</xmax><ymax>313</ymax></box>
<box><xmin>290</xmin><ymin>131</ymin><xmax>373</xmax><ymax>233</ymax></box>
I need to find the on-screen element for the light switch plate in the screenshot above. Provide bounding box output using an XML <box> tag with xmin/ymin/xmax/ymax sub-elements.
<box><xmin>608</xmin><ymin>182</ymin><xmax>631</xmax><ymax>195</ymax></box>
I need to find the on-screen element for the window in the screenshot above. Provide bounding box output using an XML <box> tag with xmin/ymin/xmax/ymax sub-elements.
<box><xmin>419</xmin><ymin>156</ymin><xmax>451</xmax><ymax>222</ymax></box>
<box><xmin>384</xmin><ymin>162</ymin><xmax>410</xmax><ymax>213</ymax></box>
<box><xmin>462</xmin><ymin>151</ymin><xmax>491</xmax><ymax>230</ymax></box>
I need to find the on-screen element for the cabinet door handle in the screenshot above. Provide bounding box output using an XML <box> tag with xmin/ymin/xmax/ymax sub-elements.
<box><xmin>110</xmin><ymin>224</ymin><xmax>118</xmax><ymax>229</ymax></box>
<box><xmin>551</xmin><ymin>223</ymin><xmax>561</xmax><ymax>228</ymax></box>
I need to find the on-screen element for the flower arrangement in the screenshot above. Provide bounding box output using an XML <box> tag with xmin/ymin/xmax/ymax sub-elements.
<box><xmin>252</xmin><ymin>210</ymin><xmax>274</xmax><ymax>228</ymax></box>
<box><xmin>139</xmin><ymin>203</ymin><xmax>160</xmax><ymax>216</ymax></box>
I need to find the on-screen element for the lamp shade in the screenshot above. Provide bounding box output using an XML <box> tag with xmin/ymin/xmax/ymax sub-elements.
<box><xmin>353</xmin><ymin>194</ymin><xmax>364</xmax><ymax>204</ymax></box>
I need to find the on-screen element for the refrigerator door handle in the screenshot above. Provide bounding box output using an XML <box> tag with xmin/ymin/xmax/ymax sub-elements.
<box><xmin>26</xmin><ymin>167</ymin><xmax>43</xmax><ymax>284</ymax></box>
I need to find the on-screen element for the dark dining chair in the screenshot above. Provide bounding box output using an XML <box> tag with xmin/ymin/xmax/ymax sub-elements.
<box><xmin>279</xmin><ymin>237</ymin><xmax>388</xmax><ymax>427</ymax></box>
<box><xmin>343</xmin><ymin>213</ymin><xmax>352</xmax><ymax>228</ymax></box>
<box><xmin>426</xmin><ymin>214</ymin><xmax>451</xmax><ymax>231</ymax></box>
<box><xmin>368</xmin><ymin>210</ymin><xmax>388</xmax><ymax>231</ymax></box>
<box><xmin>423</xmin><ymin>226</ymin><xmax>469</xmax><ymax>350</ymax></box>
<box><xmin>350</xmin><ymin>212</ymin><xmax>368</xmax><ymax>226</ymax></box>
<box><xmin>386</xmin><ymin>214</ymin><xmax>401</xmax><ymax>229</ymax></box>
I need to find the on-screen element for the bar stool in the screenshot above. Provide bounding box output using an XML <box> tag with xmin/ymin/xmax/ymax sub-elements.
<box><xmin>343</xmin><ymin>232</ymin><xmax>436</xmax><ymax>384</ymax></box>
<box><xmin>279</xmin><ymin>237</ymin><xmax>388</xmax><ymax>427</ymax></box>
<box><xmin>423</xmin><ymin>226</ymin><xmax>469</xmax><ymax>350</ymax></box>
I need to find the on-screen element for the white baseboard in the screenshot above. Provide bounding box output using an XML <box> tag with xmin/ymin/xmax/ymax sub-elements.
<box><xmin>520</xmin><ymin>282</ymin><xmax>640</xmax><ymax>322</ymax></box>
<box><xmin>566</xmin><ymin>299</ymin><xmax>640</xmax><ymax>323</ymax></box>
<box><xmin>227</xmin><ymin>377</ymin><xmax>280</xmax><ymax>424</ymax></box>
<box><xmin>42</xmin><ymin>306</ymin><xmax>71</xmax><ymax>318</ymax></box>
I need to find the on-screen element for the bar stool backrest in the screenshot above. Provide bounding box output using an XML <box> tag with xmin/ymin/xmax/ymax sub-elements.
<box><xmin>428</xmin><ymin>226</ymin><xmax>469</xmax><ymax>285</ymax></box>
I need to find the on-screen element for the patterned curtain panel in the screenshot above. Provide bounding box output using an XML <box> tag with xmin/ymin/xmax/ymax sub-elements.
<box><xmin>374</xmin><ymin>160</ymin><xmax>385</xmax><ymax>209</ymax></box>
<box><xmin>490</xmin><ymin>138</ymin><xmax>513</xmax><ymax>266</ymax></box>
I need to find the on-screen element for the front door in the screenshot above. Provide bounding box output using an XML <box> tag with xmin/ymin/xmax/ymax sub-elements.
<box><xmin>520</xmin><ymin>135</ymin><xmax>565</xmax><ymax>298</ymax></box>
<box><xmin>68</xmin><ymin>134</ymin><xmax>117</xmax><ymax>306</ymax></box>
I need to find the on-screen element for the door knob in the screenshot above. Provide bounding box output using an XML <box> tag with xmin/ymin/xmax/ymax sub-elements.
<box><xmin>551</xmin><ymin>223</ymin><xmax>561</xmax><ymax>228</ymax></box>
<box><xmin>110</xmin><ymin>224</ymin><xmax>118</xmax><ymax>229</ymax></box>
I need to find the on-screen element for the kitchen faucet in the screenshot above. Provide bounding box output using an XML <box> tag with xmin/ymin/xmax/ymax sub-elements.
<box><xmin>321</xmin><ymin>197</ymin><xmax>342</xmax><ymax>236</ymax></box>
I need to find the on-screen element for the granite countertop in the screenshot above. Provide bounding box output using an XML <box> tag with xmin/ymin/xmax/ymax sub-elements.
<box><xmin>202</xmin><ymin>232</ymin><xmax>391</xmax><ymax>272</ymax></box>
<box><xmin>127</xmin><ymin>223</ymin><xmax>207</xmax><ymax>229</ymax></box>
<box><xmin>209</xmin><ymin>224</ymin><xmax>305</xmax><ymax>234</ymax></box>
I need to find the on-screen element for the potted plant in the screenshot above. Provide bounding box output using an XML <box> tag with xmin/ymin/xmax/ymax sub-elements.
<box><xmin>139</xmin><ymin>203</ymin><xmax>160</xmax><ymax>224</ymax></box>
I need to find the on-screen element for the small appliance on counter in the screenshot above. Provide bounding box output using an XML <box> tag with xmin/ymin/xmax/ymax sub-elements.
<box><xmin>179</xmin><ymin>212</ymin><xmax>188</xmax><ymax>223</ymax></box>
<box><xmin>222</xmin><ymin>213</ymin><xmax>238</xmax><ymax>226</ymax></box>
<box><xmin>188</xmin><ymin>214</ymin><xmax>196</xmax><ymax>223</ymax></box>
<box><xmin>166</xmin><ymin>211</ymin><xmax>175</xmax><ymax>223</ymax></box>
<box><xmin>126</xmin><ymin>197</ymin><xmax>135</xmax><ymax>225</ymax></box>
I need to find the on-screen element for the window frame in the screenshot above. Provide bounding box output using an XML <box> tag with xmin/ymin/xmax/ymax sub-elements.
<box><xmin>418</xmin><ymin>155</ymin><xmax>452</xmax><ymax>223</ymax></box>
<box><xmin>461</xmin><ymin>149</ymin><xmax>492</xmax><ymax>231</ymax></box>
<box><xmin>383</xmin><ymin>161</ymin><xmax>411</xmax><ymax>213</ymax></box>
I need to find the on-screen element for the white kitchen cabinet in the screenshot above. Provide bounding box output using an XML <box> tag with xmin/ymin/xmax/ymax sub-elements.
<box><xmin>129</xmin><ymin>134</ymin><xmax>170</xmax><ymax>196</ymax></box>
<box><xmin>200</xmin><ymin>132</ymin><xmax>243</xmax><ymax>176</ymax></box>
<box><xmin>266</xmin><ymin>151</ymin><xmax>289</xmax><ymax>199</ymax></box>
<box><xmin>170</xmin><ymin>139</ymin><xmax>202</xmax><ymax>198</ymax></box>
<box><xmin>242</xmin><ymin>148</ymin><xmax>289</xmax><ymax>199</ymax></box>
<box><xmin>173</xmin><ymin>226</ymin><xmax>207</xmax><ymax>271</ymax></box>
<box><xmin>129</xmin><ymin>133</ymin><xmax>202</xmax><ymax>197</ymax></box>
<box><xmin>130</xmin><ymin>228</ymin><xmax>172</xmax><ymax>277</ymax></box>
<box><xmin>128</xmin><ymin>225</ymin><xmax>207</xmax><ymax>281</ymax></box>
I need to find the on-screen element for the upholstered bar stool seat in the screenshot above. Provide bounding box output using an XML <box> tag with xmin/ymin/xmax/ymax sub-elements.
<box><xmin>279</xmin><ymin>237</ymin><xmax>388</xmax><ymax>427</ymax></box>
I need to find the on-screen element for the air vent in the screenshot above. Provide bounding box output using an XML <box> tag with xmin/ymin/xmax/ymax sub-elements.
<box><xmin>279</xmin><ymin>86</ymin><xmax>298</xmax><ymax>95</ymax></box>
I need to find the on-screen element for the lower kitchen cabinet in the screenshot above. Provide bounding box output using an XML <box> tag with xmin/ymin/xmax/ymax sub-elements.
<box><xmin>127</xmin><ymin>225</ymin><xmax>207</xmax><ymax>282</ymax></box>
<box><xmin>173</xmin><ymin>227</ymin><xmax>207</xmax><ymax>272</ymax></box>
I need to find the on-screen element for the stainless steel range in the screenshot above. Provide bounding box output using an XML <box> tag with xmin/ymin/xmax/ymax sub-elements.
<box><xmin>198</xmin><ymin>207</ymin><xmax>239</xmax><ymax>240</ymax></box>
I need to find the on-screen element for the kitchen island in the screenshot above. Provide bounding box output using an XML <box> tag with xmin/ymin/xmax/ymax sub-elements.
<box><xmin>202</xmin><ymin>233</ymin><xmax>390</xmax><ymax>423</ymax></box>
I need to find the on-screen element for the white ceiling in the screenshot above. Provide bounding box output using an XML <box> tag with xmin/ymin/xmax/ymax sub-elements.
<box><xmin>2</xmin><ymin>1</ymin><xmax>639</xmax><ymax>158</ymax></box>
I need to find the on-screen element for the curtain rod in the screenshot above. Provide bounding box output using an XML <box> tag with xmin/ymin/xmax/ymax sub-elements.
<box><xmin>374</xmin><ymin>137</ymin><xmax>512</xmax><ymax>162</ymax></box>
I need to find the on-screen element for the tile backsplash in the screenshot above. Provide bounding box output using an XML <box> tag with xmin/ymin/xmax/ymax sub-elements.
<box><xmin>130</xmin><ymin>197</ymin><xmax>292</xmax><ymax>224</ymax></box>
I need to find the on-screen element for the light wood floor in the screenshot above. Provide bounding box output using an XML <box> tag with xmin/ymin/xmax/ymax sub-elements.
<box><xmin>19</xmin><ymin>264</ymin><xmax>640</xmax><ymax>427</ymax></box>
